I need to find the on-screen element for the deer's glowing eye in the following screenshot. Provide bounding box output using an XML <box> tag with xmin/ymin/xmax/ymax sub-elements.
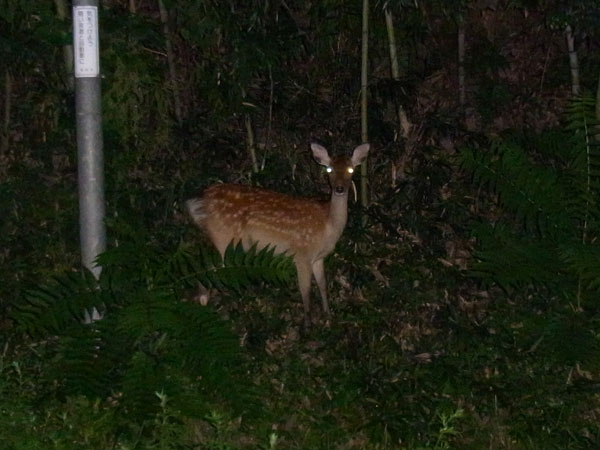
<box><xmin>326</xmin><ymin>167</ymin><xmax>333</xmax><ymax>173</ymax></box>
<box><xmin>347</xmin><ymin>168</ymin><xmax>354</xmax><ymax>173</ymax></box>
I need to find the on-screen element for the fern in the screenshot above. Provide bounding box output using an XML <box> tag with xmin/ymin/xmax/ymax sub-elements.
<box><xmin>470</xmin><ymin>223</ymin><xmax>564</xmax><ymax>291</ymax></box>
<box><xmin>169</xmin><ymin>242</ymin><xmax>293</xmax><ymax>292</ymax></box>
<box><xmin>459</xmin><ymin>94</ymin><xmax>600</xmax><ymax>296</ymax></box>
<box><xmin>542</xmin><ymin>312</ymin><xmax>600</xmax><ymax>367</ymax></box>
<box><xmin>17</xmin><ymin>269</ymin><xmax>107</xmax><ymax>336</ymax></box>
<box><xmin>460</xmin><ymin>137</ymin><xmax>572</xmax><ymax>237</ymax></box>
<box><xmin>560</xmin><ymin>243</ymin><xmax>600</xmax><ymax>292</ymax></box>
<box><xmin>52</xmin><ymin>320</ymin><xmax>125</xmax><ymax>399</ymax></box>
<box><xmin>459</xmin><ymin>95</ymin><xmax>600</xmax><ymax>371</ymax></box>
<box><xmin>10</xmin><ymin>239</ymin><xmax>292</xmax><ymax>424</ymax></box>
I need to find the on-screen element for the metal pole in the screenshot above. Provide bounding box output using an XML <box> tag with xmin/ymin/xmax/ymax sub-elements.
<box><xmin>73</xmin><ymin>0</ymin><xmax>105</xmax><ymax>280</ymax></box>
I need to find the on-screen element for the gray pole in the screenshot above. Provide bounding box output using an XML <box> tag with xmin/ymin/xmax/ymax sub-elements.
<box><xmin>73</xmin><ymin>0</ymin><xmax>105</xmax><ymax>281</ymax></box>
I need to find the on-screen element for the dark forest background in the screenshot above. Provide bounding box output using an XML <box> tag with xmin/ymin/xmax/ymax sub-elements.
<box><xmin>2</xmin><ymin>0</ymin><xmax>600</xmax><ymax>448</ymax></box>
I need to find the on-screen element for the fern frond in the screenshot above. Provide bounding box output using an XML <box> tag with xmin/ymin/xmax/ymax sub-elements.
<box><xmin>222</xmin><ymin>242</ymin><xmax>294</xmax><ymax>289</ymax></box>
<box><xmin>14</xmin><ymin>269</ymin><xmax>106</xmax><ymax>336</ymax></box>
<box><xmin>462</xmin><ymin>95</ymin><xmax>600</xmax><ymax>300</ymax></box>
<box><xmin>120</xmin><ymin>351</ymin><xmax>166</xmax><ymax>418</ymax></box>
<box><xmin>170</xmin><ymin>242</ymin><xmax>294</xmax><ymax>292</ymax></box>
<box><xmin>52</xmin><ymin>319</ymin><xmax>126</xmax><ymax>398</ymax></box>
<box><xmin>565</xmin><ymin>94</ymin><xmax>598</xmax><ymax>136</ymax></box>
<box><xmin>11</xmin><ymin>238</ymin><xmax>274</xmax><ymax>422</ymax></box>
<box><xmin>563</xmin><ymin>94</ymin><xmax>600</xmax><ymax>241</ymax></box>
<box><xmin>560</xmin><ymin>243</ymin><xmax>600</xmax><ymax>292</ymax></box>
<box><xmin>459</xmin><ymin>140</ymin><xmax>571</xmax><ymax>236</ymax></box>
<box><xmin>542</xmin><ymin>312</ymin><xmax>600</xmax><ymax>367</ymax></box>
<box><xmin>470</xmin><ymin>223</ymin><xmax>564</xmax><ymax>291</ymax></box>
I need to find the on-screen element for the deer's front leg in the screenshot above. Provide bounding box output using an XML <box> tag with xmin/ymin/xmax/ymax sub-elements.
<box><xmin>296</xmin><ymin>260</ymin><xmax>313</xmax><ymax>328</ymax></box>
<box><xmin>311</xmin><ymin>259</ymin><xmax>330</xmax><ymax>317</ymax></box>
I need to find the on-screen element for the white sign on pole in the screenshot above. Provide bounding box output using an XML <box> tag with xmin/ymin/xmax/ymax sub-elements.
<box><xmin>73</xmin><ymin>6</ymin><xmax>100</xmax><ymax>78</ymax></box>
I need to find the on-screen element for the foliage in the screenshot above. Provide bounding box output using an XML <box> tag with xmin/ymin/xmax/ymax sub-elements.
<box><xmin>8</xmin><ymin>237</ymin><xmax>292</xmax><ymax>445</ymax></box>
<box><xmin>458</xmin><ymin>94</ymin><xmax>600</xmax><ymax>369</ymax></box>
<box><xmin>0</xmin><ymin>356</ymin><xmax>240</xmax><ymax>449</ymax></box>
<box><xmin>3</xmin><ymin>0</ymin><xmax>600</xmax><ymax>448</ymax></box>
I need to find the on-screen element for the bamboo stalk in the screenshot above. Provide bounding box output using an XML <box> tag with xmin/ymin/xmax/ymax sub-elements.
<box><xmin>384</xmin><ymin>6</ymin><xmax>412</xmax><ymax>185</ymax></box>
<box><xmin>241</xmin><ymin>88</ymin><xmax>259</xmax><ymax>173</ymax></box>
<box><xmin>565</xmin><ymin>24</ymin><xmax>580</xmax><ymax>96</ymax></box>
<box><xmin>245</xmin><ymin>113</ymin><xmax>259</xmax><ymax>173</ymax></box>
<box><xmin>384</xmin><ymin>7</ymin><xmax>411</xmax><ymax>139</ymax></box>
<box><xmin>384</xmin><ymin>8</ymin><xmax>399</xmax><ymax>82</ymax></box>
<box><xmin>1</xmin><ymin>70</ymin><xmax>11</xmax><ymax>155</ymax></box>
<box><xmin>54</xmin><ymin>0</ymin><xmax>74</xmax><ymax>91</ymax></box>
<box><xmin>596</xmin><ymin>71</ymin><xmax>600</xmax><ymax>141</ymax></box>
<box><xmin>577</xmin><ymin>93</ymin><xmax>592</xmax><ymax>310</ymax></box>
<box><xmin>263</xmin><ymin>65</ymin><xmax>274</xmax><ymax>171</ymax></box>
<box><xmin>457</xmin><ymin>18</ymin><xmax>466</xmax><ymax>113</ymax></box>
<box><xmin>158</xmin><ymin>0</ymin><xmax>183</xmax><ymax>126</ymax></box>
<box><xmin>360</xmin><ymin>0</ymin><xmax>369</xmax><ymax>212</ymax></box>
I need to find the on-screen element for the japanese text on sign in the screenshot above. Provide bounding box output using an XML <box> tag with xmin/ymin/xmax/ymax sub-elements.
<box><xmin>73</xmin><ymin>6</ymin><xmax>99</xmax><ymax>77</ymax></box>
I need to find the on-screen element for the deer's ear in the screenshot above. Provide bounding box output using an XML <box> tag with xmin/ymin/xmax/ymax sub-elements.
<box><xmin>351</xmin><ymin>143</ymin><xmax>370</xmax><ymax>167</ymax></box>
<box><xmin>311</xmin><ymin>143</ymin><xmax>331</xmax><ymax>167</ymax></box>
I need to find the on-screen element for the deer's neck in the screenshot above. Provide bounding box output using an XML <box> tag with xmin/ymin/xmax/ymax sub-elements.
<box><xmin>327</xmin><ymin>192</ymin><xmax>349</xmax><ymax>236</ymax></box>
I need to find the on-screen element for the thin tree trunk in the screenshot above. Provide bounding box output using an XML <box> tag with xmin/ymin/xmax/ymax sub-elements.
<box><xmin>596</xmin><ymin>72</ymin><xmax>600</xmax><ymax>142</ymax></box>
<box><xmin>263</xmin><ymin>64</ymin><xmax>274</xmax><ymax>171</ymax></box>
<box><xmin>245</xmin><ymin>113</ymin><xmax>258</xmax><ymax>174</ymax></box>
<box><xmin>158</xmin><ymin>0</ymin><xmax>183</xmax><ymax>126</ymax></box>
<box><xmin>360</xmin><ymin>0</ymin><xmax>369</xmax><ymax>212</ymax></box>
<box><xmin>458</xmin><ymin>18</ymin><xmax>466</xmax><ymax>113</ymax></box>
<box><xmin>384</xmin><ymin>8</ymin><xmax>400</xmax><ymax>86</ymax></box>
<box><xmin>384</xmin><ymin>8</ymin><xmax>410</xmax><ymax>139</ymax></box>
<box><xmin>241</xmin><ymin>88</ymin><xmax>259</xmax><ymax>173</ymax></box>
<box><xmin>577</xmin><ymin>78</ymin><xmax>593</xmax><ymax>309</ymax></box>
<box><xmin>54</xmin><ymin>0</ymin><xmax>74</xmax><ymax>91</ymax></box>
<box><xmin>129</xmin><ymin>0</ymin><xmax>136</xmax><ymax>13</ymax></box>
<box><xmin>596</xmin><ymin>71</ymin><xmax>600</xmax><ymax>129</ymax></box>
<box><xmin>565</xmin><ymin>24</ymin><xmax>580</xmax><ymax>96</ymax></box>
<box><xmin>384</xmin><ymin>6</ymin><xmax>412</xmax><ymax>185</ymax></box>
<box><xmin>1</xmin><ymin>70</ymin><xmax>11</xmax><ymax>155</ymax></box>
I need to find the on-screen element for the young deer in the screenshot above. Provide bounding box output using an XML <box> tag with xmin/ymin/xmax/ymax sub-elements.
<box><xmin>186</xmin><ymin>142</ymin><xmax>370</xmax><ymax>327</ymax></box>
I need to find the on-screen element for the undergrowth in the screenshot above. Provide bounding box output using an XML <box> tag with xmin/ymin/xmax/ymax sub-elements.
<box><xmin>3</xmin><ymin>228</ymin><xmax>293</xmax><ymax>449</ymax></box>
<box><xmin>3</xmin><ymin>98</ymin><xmax>600</xmax><ymax>448</ymax></box>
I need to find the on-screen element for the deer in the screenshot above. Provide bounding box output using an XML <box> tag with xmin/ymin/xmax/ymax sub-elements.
<box><xmin>186</xmin><ymin>142</ymin><xmax>370</xmax><ymax>328</ymax></box>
